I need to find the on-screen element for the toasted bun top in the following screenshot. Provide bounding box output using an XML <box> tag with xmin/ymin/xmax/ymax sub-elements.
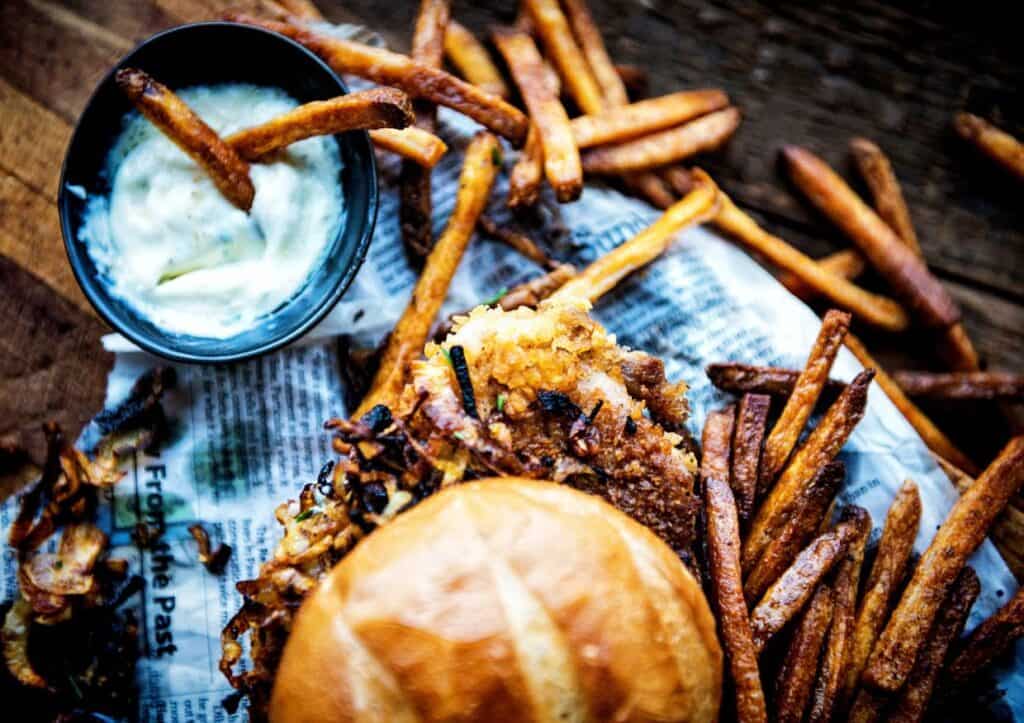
<box><xmin>270</xmin><ymin>479</ymin><xmax>721</xmax><ymax>723</ymax></box>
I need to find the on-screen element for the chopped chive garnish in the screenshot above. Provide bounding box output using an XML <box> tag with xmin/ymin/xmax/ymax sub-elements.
<box><xmin>295</xmin><ymin>507</ymin><xmax>319</xmax><ymax>522</ymax></box>
<box><xmin>453</xmin><ymin>431</ymin><xmax>466</xmax><ymax>441</ymax></box>
<box><xmin>441</xmin><ymin>347</ymin><xmax>452</xmax><ymax>366</ymax></box>
<box><xmin>496</xmin><ymin>393</ymin><xmax>507</xmax><ymax>413</ymax></box>
<box><xmin>491</xmin><ymin>147</ymin><xmax>503</xmax><ymax>166</ymax></box>
<box><xmin>482</xmin><ymin>287</ymin><xmax>508</xmax><ymax>306</ymax></box>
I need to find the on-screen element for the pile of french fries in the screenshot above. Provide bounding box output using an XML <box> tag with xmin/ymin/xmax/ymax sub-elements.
<box><xmin>702</xmin><ymin>310</ymin><xmax>1024</xmax><ymax>722</ymax></box>
<box><xmin>100</xmin><ymin>1</ymin><xmax>1024</xmax><ymax>719</ymax></box>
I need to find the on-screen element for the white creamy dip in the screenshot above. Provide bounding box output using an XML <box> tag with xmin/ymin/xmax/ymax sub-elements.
<box><xmin>80</xmin><ymin>83</ymin><xmax>344</xmax><ymax>338</ymax></box>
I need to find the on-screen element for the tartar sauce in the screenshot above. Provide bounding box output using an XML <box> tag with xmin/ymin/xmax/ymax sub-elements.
<box><xmin>80</xmin><ymin>83</ymin><xmax>344</xmax><ymax>338</ymax></box>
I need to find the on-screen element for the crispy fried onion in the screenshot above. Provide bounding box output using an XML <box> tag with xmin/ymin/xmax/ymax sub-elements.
<box><xmin>2</xmin><ymin>600</ymin><xmax>46</xmax><ymax>688</ymax></box>
<box><xmin>24</xmin><ymin>523</ymin><xmax>107</xmax><ymax>600</ymax></box>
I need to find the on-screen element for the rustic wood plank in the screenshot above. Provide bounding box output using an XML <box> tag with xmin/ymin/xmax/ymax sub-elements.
<box><xmin>0</xmin><ymin>173</ymin><xmax>89</xmax><ymax>312</ymax></box>
<box><xmin>0</xmin><ymin>78</ymin><xmax>72</xmax><ymax>201</ymax></box>
<box><xmin>0</xmin><ymin>255</ymin><xmax>112</xmax><ymax>466</ymax></box>
<box><xmin>0</xmin><ymin>0</ymin><xmax>126</xmax><ymax>122</ymax></box>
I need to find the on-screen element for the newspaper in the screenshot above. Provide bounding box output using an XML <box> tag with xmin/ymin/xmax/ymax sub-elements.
<box><xmin>4</xmin><ymin>26</ymin><xmax>1022</xmax><ymax>723</ymax></box>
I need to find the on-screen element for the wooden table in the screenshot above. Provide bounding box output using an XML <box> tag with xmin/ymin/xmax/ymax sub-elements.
<box><xmin>1</xmin><ymin>0</ymin><xmax>1021</xmax><ymax>468</ymax></box>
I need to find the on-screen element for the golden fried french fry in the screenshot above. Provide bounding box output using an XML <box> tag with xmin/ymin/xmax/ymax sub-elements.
<box><xmin>400</xmin><ymin>0</ymin><xmax>452</xmax><ymax>263</ymax></box>
<box><xmin>560</xmin><ymin>0</ymin><xmax>628</xmax><ymax>107</ymax></box>
<box><xmin>368</xmin><ymin>127</ymin><xmax>448</xmax><ymax>167</ymax></box>
<box><xmin>701</xmin><ymin>172</ymin><xmax>911</xmax><ymax>332</ymax></box>
<box><xmin>864</xmin><ymin>436</ymin><xmax>1024</xmax><ymax>693</ymax></box>
<box><xmin>522</xmin><ymin>0</ymin><xmax>604</xmax><ymax>115</ymax></box>
<box><xmin>847</xmin><ymin>688</ymin><xmax>888</xmax><ymax>723</ymax></box>
<box><xmin>477</xmin><ymin>215</ymin><xmax>557</xmax><ymax>269</ymax></box>
<box><xmin>954</xmin><ymin>112</ymin><xmax>1024</xmax><ymax>181</ymax></box>
<box><xmin>443</xmin><ymin>20</ymin><xmax>510</xmax><ymax>99</ymax></box>
<box><xmin>507</xmin><ymin>125</ymin><xmax>544</xmax><ymax>208</ymax></box>
<box><xmin>843</xmin><ymin>334</ymin><xmax>979</xmax><ymax>474</ymax></box>
<box><xmin>569</xmin><ymin>89</ymin><xmax>730</xmax><ymax>149</ymax></box>
<box><xmin>661</xmin><ymin>165</ymin><xmax>694</xmax><ymax>196</ymax></box>
<box><xmin>775</xmin><ymin>584</ymin><xmax>834</xmax><ymax>723</ymax></box>
<box><xmin>731</xmin><ymin>393</ymin><xmax>771</xmax><ymax>523</ymax></box>
<box><xmin>743</xmin><ymin>371</ymin><xmax>873</xmax><ymax>572</ymax></box>
<box><xmin>760</xmin><ymin>310</ymin><xmax>851</xmax><ymax>489</ymax></box>
<box><xmin>808</xmin><ymin>507</ymin><xmax>871</xmax><ymax>723</ymax></box>
<box><xmin>582</xmin><ymin>107</ymin><xmax>740</xmax><ymax>174</ymax></box>
<box><xmin>551</xmin><ymin>180</ymin><xmax>719</xmax><ymax>302</ymax></box>
<box><xmin>227</xmin><ymin>14</ymin><xmax>529</xmax><ymax>145</ymax></box>
<box><xmin>849</xmin><ymin>138</ymin><xmax>921</xmax><ymax>257</ymax></box>
<box><xmin>492</xmin><ymin>28</ymin><xmax>582</xmax><ymax>202</ymax></box>
<box><xmin>891</xmin><ymin>370</ymin><xmax>1024</xmax><ymax>401</ymax></box>
<box><xmin>944</xmin><ymin>583</ymin><xmax>1024</xmax><ymax>686</ymax></box>
<box><xmin>750</xmin><ymin>515</ymin><xmax>864</xmax><ymax>653</ymax></box>
<box><xmin>498</xmin><ymin>263</ymin><xmax>577</xmax><ymax>310</ymax></box>
<box><xmin>888</xmin><ymin>567</ymin><xmax>980</xmax><ymax>723</ymax></box>
<box><xmin>743</xmin><ymin>461</ymin><xmax>845</xmax><ymax>604</ymax></box>
<box><xmin>115</xmin><ymin>67</ymin><xmax>254</xmax><ymax>211</ymax></box>
<box><xmin>938</xmin><ymin>322</ymin><xmax>981</xmax><ymax>372</ymax></box>
<box><xmin>777</xmin><ymin>248</ymin><xmax>866</xmax><ymax>298</ymax></box>
<box><xmin>225</xmin><ymin>87</ymin><xmax>414</xmax><ymax>160</ymax></box>
<box><xmin>845</xmin><ymin>480</ymin><xmax>920</xmax><ymax>705</ymax></box>
<box><xmin>621</xmin><ymin>172</ymin><xmax>676</xmax><ymax>209</ymax></box>
<box><xmin>706</xmin><ymin>362</ymin><xmax>846</xmax><ymax>403</ymax></box>
<box><xmin>781</xmin><ymin>145</ymin><xmax>960</xmax><ymax>329</ymax></box>
<box><xmin>703</xmin><ymin>407</ymin><xmax>769</xmax><ymax>723</ymax></box>
<box><xmin>355</xmin><ymin>132</ymin><xmax>501</xmax><ymax>417</ymax></box>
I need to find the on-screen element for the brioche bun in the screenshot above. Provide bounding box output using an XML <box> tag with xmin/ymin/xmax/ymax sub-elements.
<box><xmin>270</xmin><ymin>478</ymin><xmax>721</xmax><ymax>722</ymax></box>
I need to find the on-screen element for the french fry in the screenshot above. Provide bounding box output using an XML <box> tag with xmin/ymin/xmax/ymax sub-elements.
<box><xmin>760</xmin><ymin>310</ymin><xmax>851</xmax><ymax>489</ymax></box>
<box><xmin>938</xmin><ymin>322</ymin><xmax>982</xmax><ymax>373</ymax></box>
<box><xmin>891</xmin><ymin>370</ymin><xmax>1024</xmax><ymax>401</ymax></box>
<box><xmin>703</xmin><ymin>408</ymin><xmax>769</xmax><ymax>723</ymax></box>
<box><xmin>227</xmin><ymin>15</ymin><xmax>529</xmax><ymax>145</ymax></box>
<box><xmin>581</xmin><ymin>107</ymin><xmax>741</xmax><ymax>174</ymax></box>
<box><xmin>743</xmin><ymin>371</ymin><xmax>873</xmax><ymax>572</ymax></box>
<box><xmin>944</xmin><ymin>584</ymin><xmax>1024</xmax><ymax>686</ymax></box>
<box><xmin>522</xmin><ymin>0</ymin><xmax>604</xmax><ymax>115</ymax></box>
<box><xmin>750</xmin><ymin>514</ymin><xmax>864</xmax><ymax>653</ymax></box>
<box><xmin>355</xmin><ymin>132</ymin><xmax>501</xmax><ymax>417</ymax></box>
<box><xmin>661</xmin><ymin>165</ymin><xmax>695</xmax><ymax>196</ymax></box>
<box><xmin>368</xmin><ymin>127</ymin><xmax>448</xmax><ymax>167</ymax></box>
<box><xmin>492</xmin><ymin>28</ymin><xmax>582</xmax><ymax>203</ymax></box>
<box><xmin>847</xmin><ymin>688</ymin><xmax>888</xmax><ymax>723</ymax></box>
<box><xmin>400</xmin><ymin>0</ymin><xmax>452</xmax><ymax>262</ymax></box>
<box><xmin>864</xmin><ymin>436</ymin><xmax>1024</xmax><ymax>692</ymax></box>
<box><xmin>844</xmin><ymin>334</ymin><xmax>979</xmax><ymax>474</ymax></box>
<box><xmin>551</xmin><ymin>180</ymin><xmax>719</xmax><ymax>302</ymax></box>
<box><xmin>701</xmin><ymin>172</ymin><xmax>911</xmax><ymax>332</ymax></box>
<box><xmin>777</xmin><ymin>248</ymin><xmax>866</xmax><ymax>299</ymax></box>
<box><xmin>499</xmin><ymin>263</ymin><xmax>576</xmax><ymax>309</ymax></box>
<box><xmin>774</xmin><ymin>584</ymin><xmax>834</xmax><ymax>723</ymax></box>
<box><xmin>621</xmin><ymin>172</ymin><xmax>676</xmax><ymax>209</ymax></box>
<box><xmin>115</xmin><ymin>67</ymin><xmax>254</xmax><ymax>212</ymax></box>
<box><xmin>954</xmin><ymin>112</ymin><xmax>1024</xmax><ymax>182</ymax></box>
<box><xmin>225</xmin><ymin>87</ymin><xmax>414</xmax><ymax>160</ymax></box>
<box><xmin>561</xmin><ymin>0</ymin><xmax>628</xmax><ymax>108</ymax></box>
<box><xmin>845</xmin><ymin>480</ymin><xmax>921</xmax><ymax>704</ymax></box>
<box><xmin>477</xmin><ymin>215</ymin><xmax>557</xmax><ymax>269</ymax></box>
<box><xmin>508</xmin><ymin>125</ymin><xmax>543</xmax><ymax>208</ymax></box>
<box><xmin>849</xmin><ymin>138</ymin><xmax>922</xmax><ymax>257</ymax></box>
<box><xmin>706</xmin><ymin>362</ymin><xmax>846</xmax><ymax>403</ymax></box>
<box><xmin>781</xmin><ymin>145</ymin><xmax>960</xmax><ymax>329</ymax></box>
<box><xmin>443</xmin><ymin>20</ymin><xmax>510</xmax><ymax>99</ymax></box>
<box><xmin>888</xmin><ymin>567</ymin><xmax>980</xmax><ymax>723</ymax></box>
<box><xmin>808</xmin><ymin>507</ymin><xmax>872</xmax><ymax>723</ymax></box>
<box><xmin>744</xmin><ymin>461</ymin><xmax>845</xmax><ymax>603</ymax></box>
<box><xmin>569</xmin><ymin>89</ymin><xmax>730</xmax><ymax>149</ymax></box>
<box><xmin>731</xmin><ymin>393</ymin><xmax>771</xmax><ymax>523</ymax></box>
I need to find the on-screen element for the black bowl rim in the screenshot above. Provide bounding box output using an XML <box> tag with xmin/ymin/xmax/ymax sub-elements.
<box><xmin>58</xmin><ymin>20</ymin><xmax>378</xmax><ymax>365</ymax></box>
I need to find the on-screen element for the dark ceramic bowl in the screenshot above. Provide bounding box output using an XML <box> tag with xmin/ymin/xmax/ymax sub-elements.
<box><xmin>58</xmin><ymin>21</ymin><xmax>377</xmax><ymax>363</ymax></box>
